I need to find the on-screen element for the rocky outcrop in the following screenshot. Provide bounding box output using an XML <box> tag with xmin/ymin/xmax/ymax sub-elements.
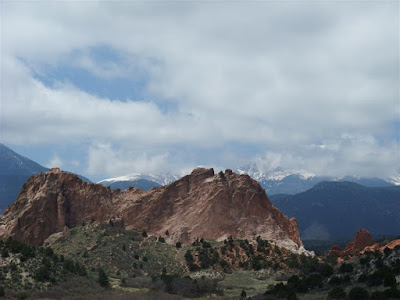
<box><xmin>0</xmin><ymin>168</ymin><xmax>306</xmax><ymax>253</ymax></box>
<box><xmin>0</xmin><ymin>168</ymin><xmax>114</xmax><ymax>245</ymax></box>
<box><xmin>380</xmin><ymin>239</ymin><xmax>400</xmax><ymax>251</ymax></box>
<box><xmin>328</xmin><ymin>229</ymin><xmax>374</xmax><ymax>256</ymax></box>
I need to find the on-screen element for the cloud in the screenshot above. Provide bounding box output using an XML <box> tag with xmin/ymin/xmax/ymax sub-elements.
<box><xmin>87</xmin><ymin>143</ymin><xmax>174</xmax><ymax>176</ymax></box>
<box><xmin>47</xmin><ymin>155</ymin><xmax>63</xmax><ymax>169</ymax></box>
<box><xmin>1</xmin><ymin>1</ymin><xmax>398</xmax><ymax>178</ymax></box>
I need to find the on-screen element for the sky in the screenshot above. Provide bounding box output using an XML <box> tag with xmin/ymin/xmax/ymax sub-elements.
<box><xmin>1</xmin><ymin>1</ymin><xmax>399</xmax><ymax>182</ymax></box>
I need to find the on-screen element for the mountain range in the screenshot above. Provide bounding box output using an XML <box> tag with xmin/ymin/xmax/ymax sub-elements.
<box><xmin>236</xmin><ymin>164</ymin><xmax>399</xmax><ymax>195</ymax></box>
<box><xmin>97</xmin><ymin>164</ymin><xmax>399</xmax><ymax>195</ymax></box>
<box><xmin>2</xmin><ymin>144</ymin><xmax>399</xmax><ymax>242</ymax></box>
<box><xmin>270</xmin><ymin>181</ymin><xmax>400</xmax><ymax>240</ymax></box>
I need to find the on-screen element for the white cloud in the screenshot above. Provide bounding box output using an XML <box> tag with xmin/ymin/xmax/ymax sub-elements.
<box><xmin>87</xmin><ymin>143</ymin><xmax>175</xmax><ymax>176</ymax></box>
<box><xmin>47</xmin><ymin>155</ymin><xmax>63</xmax><ymax>169</ymax></box>
<box><xmin>1</xmin><ymin>1</ymin><xmax>398</xmax><ymax>178</ymax></box>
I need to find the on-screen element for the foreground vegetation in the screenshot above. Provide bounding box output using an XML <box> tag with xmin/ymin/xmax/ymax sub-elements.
<box><xmin>1</xmin><ymin>223</ymin><xmax>399</xmax><ymax>299</ymax></box>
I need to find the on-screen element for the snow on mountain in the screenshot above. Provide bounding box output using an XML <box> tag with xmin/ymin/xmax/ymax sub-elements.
<box><xmin>235</xmin><ymin>164</ymin><xmax>398</xmax><ymax>195</ymax></box>
<box><xmin>98</xmin><ymin>173</ymin><xmax>180</xmax><ymax>186</ymax></box>
<box><xmin>388</xmin><ymin>175</ymin><xmax>400</xmax><ymax>186</ymax></box>
<box><xmin>236</xmin><ymin>165</ymin><xmax>315</xmax><ymax>181</ymax></box>
<box><xmin>97</xmin><ymin>164</ymin><xmax>399</xmax><ymax>195</ymax></box>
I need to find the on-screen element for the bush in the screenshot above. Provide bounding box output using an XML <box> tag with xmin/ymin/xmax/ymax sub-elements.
<box><xmin>384</xmin><ymin>286</ymin><xmax>400</xmax><ymax>298</ymax></box>
<box><xmin>1</xmin><ymin>248</ymin><xmax>8</xmax><ymax>258</ymax></box>
<box><xmin>370</xmin><ymin>291</ymin><xmax>388</xmax><ymax>300</ymax></box>
<box><xmin>17</xmin><ymin>292</ymin><xmax>28</xmax><ymax>300</ymax></box>
<box><xmin>383</xmin><ymin>271</ymin><xmax>397</xmax><ymax>287</ymax></box>
<box><xmin>328</xmin><ymin>287</ymin><xmax>346</xmax><ymax>299</ymax></box>
<box><xmin>329</xmin><ymin>276</ymin><xmax>342</xmax><ymax>286</ymax></box>
<box><xmin>348</xmin><ymin>287</ymin><xmax>369</xmax><ymax>300</ymax></box>
<box><xmin>0</xmin><ymin>286</ymin><xmax>4</xmax><ymax>297</ymax></box>
<box><xmin>319</xmin><ymin>263</ymin><xmax>334</xmax><ymax>277</ymax></box>
<box><xmin>97</xmin><ymin>268</ymin><xmax>109</xmax><ymax>287</ymax></box>
<box><xmin>142</xmin><ymin>230</ymin><xmax>147</xmax><ymax>237</ymax></box>
<box><xmin>339</xmin><ymin>263</ymin><xmax>353</xmax><ymax>273</ymax></box>
<box><xmin>35</xmin><ymin>266</ymin><xmax>51</xmax><ymax>282</ymax></box>
<box><xmin>176</xmin><ymin>242</ymin><xmax>182</xmax><ymax>248</ymax></box>
<box><xmin>358</xmin><ymin>273</ymin><xmax>367</xmax><ymax>282</ymax></box>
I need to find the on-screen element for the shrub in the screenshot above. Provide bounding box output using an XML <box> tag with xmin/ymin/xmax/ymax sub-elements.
<box><xmin>35</xmin><ymin>266</ymin><xmax>51</xmax><ymax>282</ymax></box>
<box><xmin>320</xmin><ymin>263</ymin><xmax>334</xmax><ymax>277</ymax></box>
<box><xmin>370</xmin><ymin>291</ymin><xmax>388</xmax><ymax>300</ymax></box>
<box><xmin>328</xmin><ymin>287</ymin><xmax>346</xmax><ymax>299</ymax></box>
<box><xmin>17</xmin><ymin>292</ymin><xmax>28</xmax><ymax>300</ymax></box>
<box><xmin>329</xmin><ymin>276</ymin><xmax>342</xmax><ymax>286</ymax></box>
<box><xmin>303</xmin><ymin>273</ymin><xmax>323</xmax><ymax>289</ymax></box>
<box><xmin>142</xmin><ymin>230</ymin><xmax>147</xmax><ymax>237</ymax></box>
<box><xmin>97</xmin><ymin>268</ymin><xmax>109</xmax><ymax>287</ymax></box>
<box><xmin>202</xmin><ymin>241</ymin><xmax>211</xmax><ymax>248</ymax></box>
<box><xmin>176</xmin><ymin>242</ymin><xmax>182</xmax><ymax>248</ymax></box>
<box><xmin>1</xmin><ymin>248</ymin><xmax>8</xmax><ymax>258</ymax></box>
<box><xmin>383</xmin><ymin>271</ymin><xmax>397</xmax><ymax>287</ymax></box>
<box><xmin>384</xmin><ymin>286</ymin><xmax>400</xmax><ymax>298</ymax></box>
<box><xmin>339</xmin><ymin>263</ymin><xmax>353</xmax><ymax>273</ymax></box>
<box><xmin>358</xmin><ymin>273</ymin><xmax>367</xmax><ymax>282</ymax></box>
<box><xmin>348</xmin><ymin>287</ymin><xmax>369</xmax><ymax>300</ymax></box>
<box><xmin>0</xmin><ymin>286</ymin><xmax>4</xmax><ymax>297</ymax></box>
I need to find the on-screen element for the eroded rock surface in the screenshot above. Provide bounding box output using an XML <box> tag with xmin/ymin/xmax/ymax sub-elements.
<box><xmin>0</xmin><ymin>168</ymin><xmax>306</xmax><ymax>253</ymax></box>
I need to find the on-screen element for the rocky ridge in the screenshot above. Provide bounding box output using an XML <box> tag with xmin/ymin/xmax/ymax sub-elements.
<box><xmin>0</xmin><ymin>168</ymin><xmax>307</xmax><ymax>254</ymax></box>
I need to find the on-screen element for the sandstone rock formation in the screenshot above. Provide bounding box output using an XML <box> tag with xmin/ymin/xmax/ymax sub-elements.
<box><xmin>380</xmin><ymin>239</ymin><xmax>400</xmax><ymax>251</ymax></box>
<box><xmin>0</xmin><ymin>168</ymin><xmax>307</xmax><ymax>253</ymax></box>
<box><xmin>328</xmin><ymin>229</ymin><xmax>374</xmax><ymax>256</ymax></box>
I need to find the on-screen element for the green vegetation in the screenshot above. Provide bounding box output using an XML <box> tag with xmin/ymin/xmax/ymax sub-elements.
<box><xmin>1</xmin><ymin>222</ymin><xmax>399</xmax><ymax>299</ymax></box>
<box><xmin>97</xmin><ymin>267</ymin><xmax>109</xmax><ymax>287</ymax></box>
<box><xmin>0</xmin><ymin>237</ymin><xmax>88</xmax><ymax>297</ymax></box>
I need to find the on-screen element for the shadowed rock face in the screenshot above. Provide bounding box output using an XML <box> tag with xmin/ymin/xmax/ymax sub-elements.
<box><xmin>0</xmin><ymin>168</ymin><xmax>305</xmax><ymax>252</ymax></box>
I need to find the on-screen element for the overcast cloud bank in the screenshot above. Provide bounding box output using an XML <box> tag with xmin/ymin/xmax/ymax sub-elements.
<box><xmin>1</xmin><ymin>1</ymin><xmax>399</xmax><ymax>179</ymax></box>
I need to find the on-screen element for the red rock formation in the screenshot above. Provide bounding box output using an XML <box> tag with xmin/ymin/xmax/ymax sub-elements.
<box><xmin>380</xmin><ymin>239</ymin><xmax>400</xmax><ymax>251</ymax></box>
<box><xmin>0</xmin><ymin>168</ymin><xmax>306</xmax><ymax>253</ymax></box>
<box><xmin>345</xmin><ymin>229</ymin><xmax>374</xmax><ymax>253</ymax></box>
<box><xmin>328</xmin><ymin>229</ymin><xmax>374</xmax><ymax>257</ymax></box>
<box><xmin>328</xmin><ymin>245</ymin><xmax>345</xmax><ymax>257</ymax></box>
<box><xmin>0</xmin><ymin>168</ymin><xmax>114</xmax><ymax>245</ymax></box>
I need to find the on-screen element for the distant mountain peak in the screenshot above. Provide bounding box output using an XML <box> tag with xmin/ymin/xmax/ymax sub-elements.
<box><xmin>0</xmin><ymin>143</ymin><xmax>48</xmax><ymax>175</ymax></box>
<box><xmin>98</xmin><ymin>172</ymin><xmax>179</xmax><ymax>187</ymax></box>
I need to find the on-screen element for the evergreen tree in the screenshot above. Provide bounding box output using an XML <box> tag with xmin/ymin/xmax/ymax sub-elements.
<box><xmin>97</xmin><ymin>268</ymin><xmax>109</xmax><ymax>287</ymax></box>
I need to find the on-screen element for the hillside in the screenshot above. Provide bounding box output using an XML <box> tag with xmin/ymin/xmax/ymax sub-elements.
<box><xmin>270</xmin><ymin>181</ymin><xmax>400</xmax><ymax>240</ymax></box>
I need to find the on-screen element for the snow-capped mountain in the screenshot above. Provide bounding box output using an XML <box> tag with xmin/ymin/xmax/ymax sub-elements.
<box><xmin>97</xmin><ymin>173</ymin><xmax>180</xmax><ymax>191</ymax></box>
<box><xmin>235</xmin><ymin>164</ymin><xmax>397</xmax><ymax>195</ymax></box>
<box><xmin>98</xmin><ymin>163</ymin><xmax>398</xmax><ymax>194</ymax></box>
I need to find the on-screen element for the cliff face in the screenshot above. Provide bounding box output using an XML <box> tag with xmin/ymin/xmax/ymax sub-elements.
<box><xmin>0</xmin><ymin>168</ymin><xmax>305</xmax><ymax>252</ymax></box>
<box><xmin>0</xmin><ymin>168</ymin><xmax>114</xmax><ymax>245</ymax></box>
